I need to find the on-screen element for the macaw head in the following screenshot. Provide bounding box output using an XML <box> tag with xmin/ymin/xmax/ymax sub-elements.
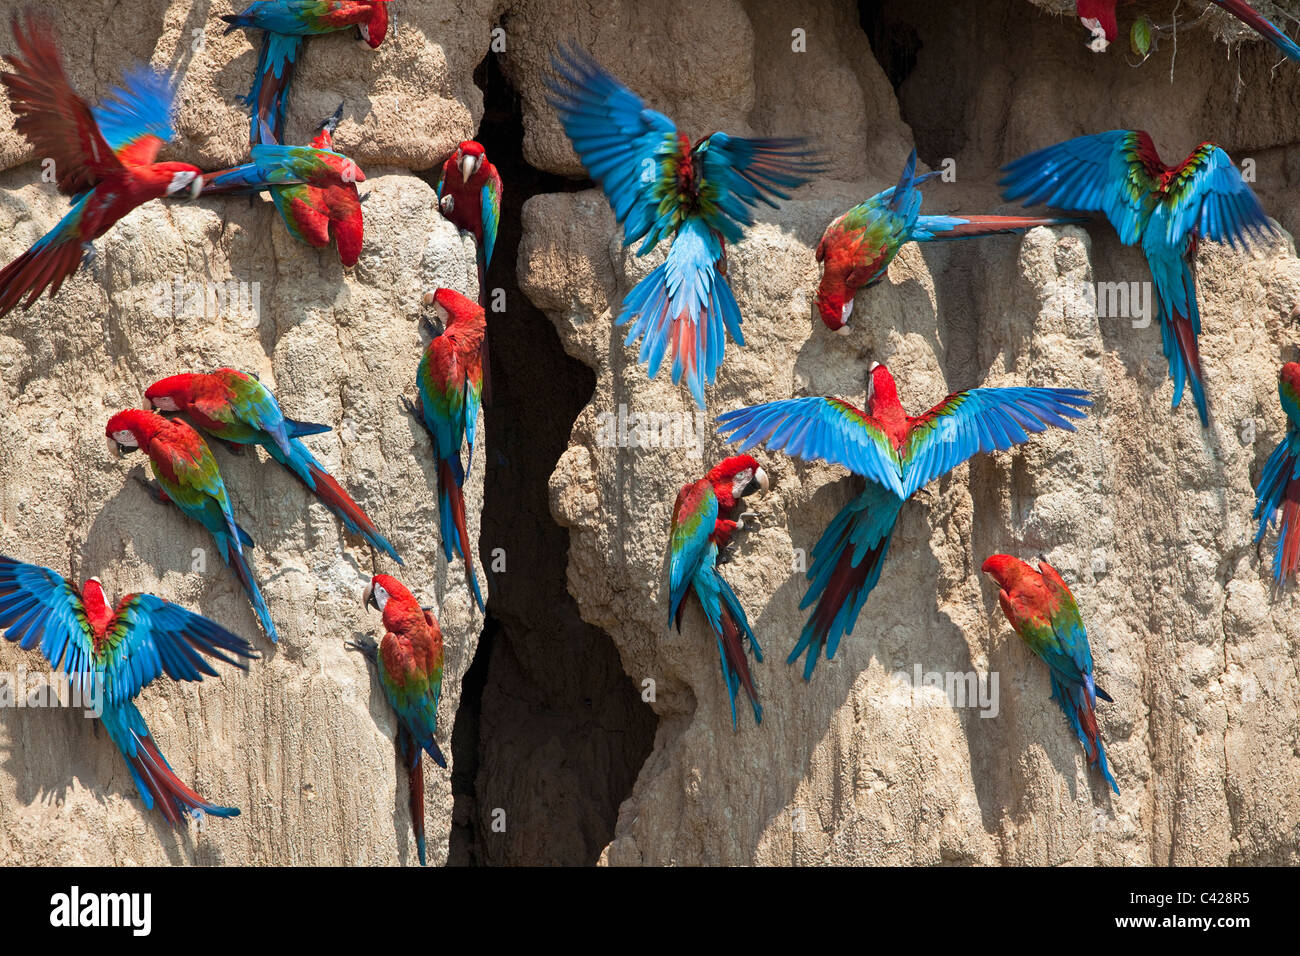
<box><xmin>157</xmin><ymin>163</ymin><xmax>204</xmax><ymax>200</ymax></box>
<box><xmin>143</xmin><ymin>373</ymin><xmax>204</xmax><ymax>413</ymax></box>
<box><xmin>363</xmin><ymin>573</ymin><xmax>422</xmax><ymax>630</ymax></box>
<box><xmin>1075</xmin><ymin>0</ymin><xmax>1116</xmax><ymax>51</ymax></box>
<box><xmin>357</xmin><ymin>1</ymin><xmax>389</xmax><ymax>49</ymax></box>
<box><xmin>816</xmin><ymin>276</ymin><xmax>856</xmax><ymax>335</ymax></box>
<box><xmin>865</xmin><ymin>362</ymin><xmax>900</xmax><ymax>415</ymax></box>
<box><xmin>706</xmin><ymin>455</ymin><xmax>769</xmax><ymax>509</ymax></box>
<box><xmin>453</xmin><ymin>141</ymin><xmax>487</xmax><ymax>184</ymax></box>
<box><xmin>429</xmin><ymin>287</ymin><xmax>484</xmax><ymax>331</ymax></box>
<box><xmin>980</xmin><ymin>554</ymin><xmax>1033</xmax><ymax>592</ymax></box>
<box><xmin>105</xmin><ymin>408</ymin><xmax>163</xmax><ymax>458</ymax></box>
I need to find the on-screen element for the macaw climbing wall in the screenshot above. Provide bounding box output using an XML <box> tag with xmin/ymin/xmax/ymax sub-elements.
<box><xmin>0</xmin><ymin>0</ymin><xmax>1298</xmax><ymax>866</ymax></box>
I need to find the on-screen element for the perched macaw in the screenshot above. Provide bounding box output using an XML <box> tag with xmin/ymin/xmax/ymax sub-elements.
<box><xmin>144</xmin><ymin>368</ymin><xmax>401</xmax><ymax>563</ymax></box>
<box><xmin>200</xmin><ymin>106</ymin><xmax>366</xmax><ymax>266</ymax></box>
<box><xmin>435</xmin><ymin>140</ymin><xmax>502</xmax><ymax>402</ymax></box>
<box><xmin>981</xmin><ymin>554</ymin><xmax>1119</xmax><ymax>795</ymax></box>
<box><xmin>816</xmin><ymin>149</ymin><xmax>1079</xmax><ymax>334</ymax></box>
<box><xmin>546</xmin><ymin>44</ymin><xmax>823</xmax><ymax>409</ymax></box>
<box><xmin>1076</xmin><ymin>0</ymin><xmax>1300</xmax><ymax>59</ymax></box>
<box><xmin>717</xmin><ymin>363</ymin><xmax>1091</xmax><ymax>679</ymax></box>
<box><xmin>105</xmin><ymin>409</ymin><xmax>278</xmax><ymax>643</ymax></box>
<box><xmin>1252</xmin><ymin>362</ymin><xmax>1300</xmax><ymax>581</ymax></box>
<box><xmin>348</xmin><ymin>574</ymin><xmax>446</xmax><ymax>866</ymax></box>
<box><xmin>0</xmin><ymin>554</ymin><xmax>256</xmax><ymax>823</ymax></box>
<box><xmin>220</xmin><ymin>0</ymin><xmax>391</xmax><ymax>145</ymax></box>
<box><xmin>668</xmin><ymin>455</ymin><xmax>769</xmax><ymax>728</ymax></box>
<box><xmin>1001</xmin><ymin>130</ymin><xmax>1271</xmax><ymax>426</ymax></box>
<box><xmin>0</xmin><ymin>13</ymin><xmax>203</xmax><ymax>319</ymax></box>
<box><xmin>410</xmin><ymin>289</ymin><xmax>485</xmax><ymax>611</ymax></box>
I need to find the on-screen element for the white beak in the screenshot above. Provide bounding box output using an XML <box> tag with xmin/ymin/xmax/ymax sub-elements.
<box><xmin>755</xmin><ymin>466</ymin><xmax>770</xmax><ymax>495</ymax></box>
<box><xmin>189</xmin><ymin>176</ymin><xmax>203</xmax><ymax>200</ymax></box>
<box><xmin>835</xmin><ymin>324</ymin><xmax>852</xmax><ymax>336</ymax></box>
<box><xmin>460</xmin><ymin>155</ymin><xmax>477</xmax><ymax>182</ymax></box>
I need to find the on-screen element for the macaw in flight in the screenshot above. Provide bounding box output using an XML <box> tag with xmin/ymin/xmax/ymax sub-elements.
<box><xmin>982</xmin><ymin>554</ymin><xmax>1119</xmax><ymax>795</ymax></box>
<box><xmin>105</xmin><ymin>409</ymin><xmax>278</xmax><ymax>643</ymax></box>
<box><xmin>1076</xmin><ymin>0</ymin><xmax>1300</xmax><ymax>59</ymax></box>
<box><xmin>816</xmin><ymin>149</ymin><xmax>1078</xmax><ymax>334</ymax></box>
<box><xmin>546</xmin><ymin>43</ymin><xmax>824</xmax><ymax>409</ymax></box>
<box><xmin>220</xmin><ymin>0</ymin><xmax>391</xmax><ymax>145</ymax></box>
<box><xmin>348</xmin><ymin>574</ymin><xmax>447</xmax><ymax>865</ymax></box>
<box><xmin>717</xmin><ymin>363</ymin><xmax>1091</xmax><ymax>679</ymax></box>
<box><xmin>200</xmin><ymin>104</ymin><xmax>366</xmax><ymax>266</ymax></box>
<box><xmin>1001</xmin><ymin>129</ymin><xmax>1271</xmax><ymax>426</ymax></box>
<box><xmin>1252</xmin><ymin>362</ymin><xmax>1300</xmax><ymax>582</ymax></box>
<box><xmin>144</xmin><ymin>367</ymin><xmax>401</xmax><ymax>563</ymax></box>
<box><xmin>668</xmin><ymin>455</ymin><xmax>769</xmax><ymax>728</ymax></box>
<box><xmin>0</xmin><ymin>554</ymin><xmax>256</xmax><ymax>823</ymax></box>
<box><xmin>0</xmin><ymin>12</ymin><xmax>203</xmax><ymax>319</ymax></box>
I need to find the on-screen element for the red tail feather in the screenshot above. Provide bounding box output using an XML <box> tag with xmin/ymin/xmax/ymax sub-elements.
<box><xmin>399</xmin><ymin>731</ymin><xmax>426</xmax><ymax>865</ymax></box>
<box><xmin>934</xmin><ymin>215</ymin><xmax>1073</xmax><ymax>238</ymax></box>
<box><xmin>307</xmin><ymin>461</ymin><xmax>382</xmax><ymax>538</ymax></box>
<box><xmin>129</xmin><ymin>732</ymin><xmax>229</xmax><ymax>825</ymax></box>
<box><xmin>719</xmin><ymin>606</ymin><xmax>760</xmax><ymax>714</ymax></box>
<box><xmin>438</xmin><ymin>458</ymin><xmax>478</xmax><ymax>599</ymax></box>
<box><xmin>0</xmin><ymin>240</ymin><xmax>83</xmax><ymax>317</ymax></box>
<box><xmin>1281</xmin><ymin>476</ymin><xmax>1300</xmax><ymax>579</ymax></box>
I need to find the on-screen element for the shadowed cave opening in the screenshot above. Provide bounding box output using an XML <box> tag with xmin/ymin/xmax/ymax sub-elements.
<box><xmin>438</xmin><ymin>46</ymin><xmax>657</xmax><ymax>866</ymax></box>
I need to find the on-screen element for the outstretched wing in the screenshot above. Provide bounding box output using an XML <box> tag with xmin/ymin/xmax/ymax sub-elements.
<box><xmin>0</xmin><ymin>555</ymin><xmax>93</xmax><ymax>679</ymax></box>
<box><xmin>92</xmin><ymin>65</ymin><xmax>178</xmax><ymax>167</ymax></box>
<box><xmin>545</xmin><ymin>43</ymin><xmax>681</xmax><ymax>252</ymax></box>
<box><xmin>1</xmin><ymin>11</ymin><xmax>123</xmax><ymax>194</ymax></box>
<box><xmin>1160</xmin><ymin>143</ymin><xmax>1272</xmax><ymax>250</ymax></box>
<box><xmin>694</xmin><ymin>131</ymin><xmax>824</xmax><ymax>244</ymax></box>
<box><xmin>1000</xmin><ymin>129</ymin><xmax>1161</xmax><ymax>246</ymax></box>
<box><xmin>667</xmin><ymin>479</ymin><xmax>718</xmax><ymax>626</ymax></box>
<box><xmin>900</xmin><ymin>387</ymin><xmax>1092</xmax><ymax>498</ymax></box>
<box><xmin>716</xmin><ymin>397</ymin><xmax>905</xmax><ymax>497</ymax></box>
<box><xmin>98</xmin><ymin>593</ymin><xmax>255</xmax><ymax>705</ymax></box>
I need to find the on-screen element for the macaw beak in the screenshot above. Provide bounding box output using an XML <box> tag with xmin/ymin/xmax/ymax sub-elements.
<box><xmin>835</xmin><ymin>298</ymin><xmax>854</xmax><ymax>335</ymax></box>
<box><xmin>363</xmin><ymin>582</ymin><xmax>378</xmax><ymax>612</ymax></box>
<box><xmin>1081</xmin><ymin>18</ymin><xmax>1108</xmax><ymax>52</ymax></box>
<box><xmin>460</xmin><ymin>155</ymin><xmax>476</xmax><ymax>183</ymax></box>
<box><xmin>189</xmin><ymin>176</ymin><xmax>203</xmax><ymax>200</ymax></box>
<box><xmin>754</xmin><ymin>466</ymin><xmax>770</xmax><ymax>496</ymax></box>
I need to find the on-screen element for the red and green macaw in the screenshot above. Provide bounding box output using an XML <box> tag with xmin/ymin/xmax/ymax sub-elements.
<box><xmin>144</xmin><ymin>368</ymin><xmax>401</xmax><ymax>564</ymax></box>
<box><xmin>982</xmin><ymin>554</ymin><xmax>1119</xmax><ymax>795</ymax></box>
<box><xmin>0</xmin><ymin>554</ymin><xmax>256</xmax><ymax>823</ymax></box>
<box><xmin>717</xmin><ymin>363</ymin><xmax>1091</xmax><ymax>679</ymax></box>
<box><xmin>816</xmin><ymin>149</ymin><xmax>1078</xmax><ymax>334</ymax></box>
<box><xmin>105</xmin><ymin>409</ymin><xmax>278</xmax><ymax>643</ymax></box>
<box><xmin>1252</xmin><ymin>362</ymin><xmax>1300</xmax><ymax>581</ymax></box>
<box><xmin>200</xmin><ymin>105</ymin><xmax>366</xmax><ymax>266</ymax></box>
<box><xmin>348</xmin><ymin>574</ymin><xmax>446</xmax><ymax>866</ymax></box>
<box><xmin>1001</xmin><ymin>130</ymin><xmax>1272</xmax><ymax>426</ymax></box>
<box><xmin>546</xmin><ymin>44</ymin><xmax>823</xmax><ymax>409</ymax></box>
<box><xmin>1076</xmin><ymin>0</ymin><xmax>1300</xmax><ymax>59</ymax></box>
<box><xmin>668</xmin><ymin>455</ymin><xmax>769</xmax><ymax>728</ymax></box>
<box><xmin>0</xmin><ymin>13</ymin><xmax>203</xmax><ymax>319</ymax></box>
<box><xmin>220</xmin><ymin>0</ymin><xmax>391</xmax><ymax>145</ymax></box>
<box><xmin>411</xmin><ymin>289</ymin><xmax>485</xmax><ymax>611</ymax></box>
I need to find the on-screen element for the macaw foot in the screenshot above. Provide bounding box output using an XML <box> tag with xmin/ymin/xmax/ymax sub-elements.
<box><xmin>399</xmin><ymin>395</ymin><xmax>422</xmax><ymax>420</ymax></box>
<box><xmin>736</xmin><ymin>510</ymin><xmax>760</xmax><ymax>531</ymax></box>
<box><xmin>344</xmin><ymin>633</ymin><xmax>379</xmax><ymax>664</ymax></box>
<box><xmin>133</xmin><ymin>476</ymin><xmax>170</xmax><ymax>505</ymax></box>
<box><xmin>80</xmin><ymin>242</ymin><xmax>98</xmax><ymax>280</ymax></box>
<box><xmin>419</xmin><ymin>313</ymin><xmax>443</xmax><ymax>339</ymax></box>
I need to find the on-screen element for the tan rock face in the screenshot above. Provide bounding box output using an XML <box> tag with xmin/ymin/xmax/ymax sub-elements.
<box><xmin>519</xmin><ymin>0</ymin><xmax>1300</xmax><ymax>866</ymax></box>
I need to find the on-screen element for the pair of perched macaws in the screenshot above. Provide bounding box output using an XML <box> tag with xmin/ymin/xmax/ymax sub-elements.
<box><xmin>106</xmin><ymin>369</ymin><xmax>401</xmax><ymax>642</ymax></box>
<box><xmin>1076</xmin><ymin>0</ymin><xmax>1300</xmax><ymax>59</ymax></box>
<box><xmin>0</xmin><ymin>554</ymin><xmax>256</xmax><ymax>823</ymax></box>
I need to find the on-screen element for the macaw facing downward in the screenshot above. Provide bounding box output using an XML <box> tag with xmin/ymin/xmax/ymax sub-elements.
<box><xmin>200</xmin><ymin>105</ymin><xmax>366</xmax><ymax>266</ymax></box>
<box><xmin>1076</xmin><ymin>0</ymin><xmax>1300</xmax><ymax>60</ymax></box>
<box><xmin>221</xmin><ymin>0</ymin><xmax>391</xmax><ymax>145</ymax></box>
<box><xmin>1252</xmin><ymin>362</ymin><xmax>1300</xmax><ymax>582</ymax></box>
<box><xmin>668</xmin><ymin>456</ymin><xmax>769</xmax><ymax>728</ymax></box>
<box><xmin>144</xmin><ymin>368</ymin><xmax>401</xmax><ymax>564</ymax></box>
<box><xmin>348</xmin><ymin>574</ymin><xmax>446</xmax><ymax>866</ymax></box>
<box><xmin>717</xmin><ymin>363</ymin><xmax>1091</xmax><ymax>679</ymax></box>
<box><xmin>411</xmin><ymin>289</ymin><xmax>486</xmax><ymax>611</ymax></box>
<box><xmin>0</xmin><ymin>554</ymin><xmax>256</xmax><ymax>823</ymax></box>
<box><xmin>0</xmin><ymin>13</ymin><xmax>204</xmax><ymax>319</ymax></box>
<box><xmin>1001</xmin><ymin>130</ymin><xmax>1272</xmax><ymax>426</ymax></box>
<box><xmin>981</xmin><ymin>554</ymin><xmax>1119</xmax><ymax>795</ymax></box>
<box><xmin>105</xmin><ymin>409</ymin><xmax>278</xmax><ymax>643</ymax></box>
<box><xmin>816</xmin><ymin>149</ymin><xmax>1079</xmax><ymax>334</ymax></box>
<box><xmin>546</xmin><ymin>44</ymin><xmax>823</xmax><ymax>409</ymax></box>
